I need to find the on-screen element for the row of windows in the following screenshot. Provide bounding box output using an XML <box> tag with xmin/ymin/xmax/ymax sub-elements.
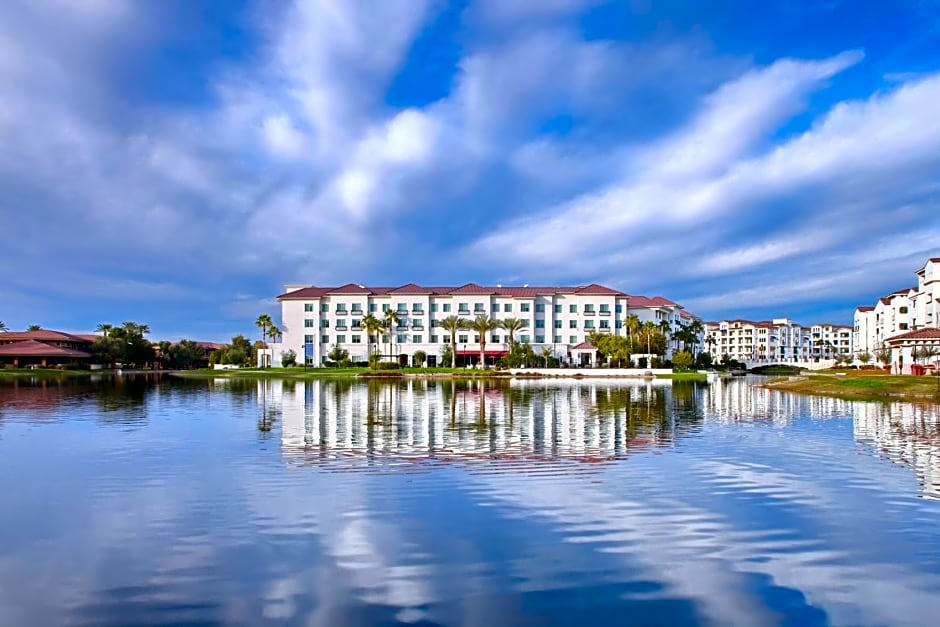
<box><xmin>304</xmin><ymin>334</ymin><xmax>585</xmax><ymax>346</ymax></box>
<box><xmin>304</xmin><ymin>302</ymin><xmax>623</xmax><ymax>314</ymax></box>
<box><xmin>304</xmin><ymin>318</ymin><xmax>619</xmax><ymax>329</ymax></box>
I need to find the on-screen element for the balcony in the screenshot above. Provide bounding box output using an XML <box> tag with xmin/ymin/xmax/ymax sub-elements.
<box><xmin>598</xmin><ymin>310</ymin><xmax>611</xmax><ymax>316</ymax></box>
<box><xmin>334</xmin><ymin>309</ymin><xmax>348</xmax><ymax>315</ymax></box>
<box><xmin>583</xmin><ymin>311</ymin><xmax>596</xmax><ymax>316</ymax></box>
<box><xmin>411</xmin><ymin>309</ymin><xmax>425</xmax><ymax>316</ymax></box>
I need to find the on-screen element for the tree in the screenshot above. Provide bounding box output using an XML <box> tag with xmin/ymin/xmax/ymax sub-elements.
<box><xmin>588</xmin><ymin>331</ymin><xmax>631</xmax><ymax>367</ymax></box>
<box><xmin>859</xmin><ymin>352</ymin><xmax>872</xmax><ymax>365</ymax></box>
<box><xmin>439</xmin><ymin>343</ymin><xmax>454</xmax><ymax>368</ymax></box>
<box><xmin>412</xmin><ymin>350</ymin><xmax>427</xmax><ymax>367</ymax></box>
<box><xmin>267</xmin><ymin>324</ymin><xmax>282</xmax><ymax>344</ymax></box>
<box><xmin>95</xmin><ymin>323</ymin><xmax>112</xmax><ymax>337</ymax></box>
<box><xmin>498</xmin><ymin>317</ymin><xmax>526</xmax><ymax>351</ymax></box>
<box><xmin>625</xmin><ymin>314</ymin><xmax>641</xmax><ymax>351</ymax></box>
<box><xmin>281</xmin><ymin>349</ymin><xmax>297</xmax><ymax>367</ymax></box>
<box><xmin>361</xmin><ymin>314</ymin><xmax>384</xmax><ymax>366</ymax></box>
<box><xmin>383</xmin><ymin>309</ymin><xmax>400</xmax><ymax>361</ymax></box>
<box><xmin>439</xmin><ymin>315</ymin><xmax>468</xmax><ymax>368</ymax></box>
<box><xmin>0</xmin><ymin>321</ymin><xmax>7</xmax><ymax>332</ymax></box>
<box><xmin>672</xmin><ymin>350</ymin><xmax>694</xmax><ymax>370</ymax></box>
<box><xmin>539</xmin><ymin>346</ymin><xmax>553</xmax><ymax>367</ymax></box>
<box><xmin>27</xmin><ymin>324</ymin><xmax>40</xmax><ymax>331</ymax></box>
<box><xmin>468</xmin><ymin>315</ymin><xmax>500</xmax><ymax>367</ymax></box>
<box><xmin>876</xmin><ymin>344</ymin><xmax>892</xmax><ymax>368</ymax></box>
<box><xmin>255</xmin><ymin>314</ymin><xmax>273</xmax><ymax>366</ymax></box>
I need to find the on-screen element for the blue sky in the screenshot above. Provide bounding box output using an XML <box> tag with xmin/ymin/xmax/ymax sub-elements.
<box><xmin>2</xmin><ymin>0</ymin><xmax>940</xmax><ymax>341</ymax></box>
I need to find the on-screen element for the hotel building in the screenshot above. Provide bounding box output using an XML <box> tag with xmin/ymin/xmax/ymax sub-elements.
<box><xmin>267</xmin><ymin>282</ymin><xmax>699</xmax><ymax>367</ymax></box>
<box><xmin>853</xmin><ymin>257</ymin><xmax>940</xmax><ymax>372</ymax></box>
<box><xmin>703</xmin><ymin>318</ymin><xmax>852</xmax><ymax>364</ymax></box>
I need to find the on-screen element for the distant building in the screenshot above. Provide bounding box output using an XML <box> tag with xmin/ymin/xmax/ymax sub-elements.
<box><xmin>0</xmin><ymin>329</ymin><xmax>95</xmax><ymax>368</ymax></box>
<box><xmin>267</xmin><ymin>282</ymin><xmax>700</xmax><ymax>367</ymax></box>
<box><xmin>853</xmin><ymin>256</ymin><xmax>940</xmax><ymax>372</ymax></box>
<box><xmin>703</xmin><ymin>318</ymin><xmax>852</xmax><ymax>364</ymax></box>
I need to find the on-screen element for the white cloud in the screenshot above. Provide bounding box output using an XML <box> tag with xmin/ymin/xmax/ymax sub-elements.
<box><xmin>262</xmin><ymin>114</ymin><xmax>306</xmax><ymax>158</ymax></box>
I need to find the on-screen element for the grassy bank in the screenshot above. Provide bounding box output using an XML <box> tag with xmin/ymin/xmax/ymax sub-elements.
<box><xmin>0</xmin><ymin>368</ymin><xmax>114</xmax><ymax>379</ymax></box>
<box><xmin>170</xmin><ymin>367</ymin><xmax>507</xmax><ymax>380</ymax></box>
<box><xmin>655</xmin><ymin>372</ymin><xmax>708</xmax><ymax>381</ymax></box>
<box><xmin>761</xmin><ymin>371</ymin><xmax>940</xmax><ymax>403</ymax></box>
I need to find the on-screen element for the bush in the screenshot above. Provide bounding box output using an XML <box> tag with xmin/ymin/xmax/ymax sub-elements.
<box><xmin>280</xmin><ymin>349</ymin><xmax>297</xmax><ymax>368</ymax></box>
<box><xmin>672</xmin><ymin>351</ymin><xmax>693</xmax><ymax>370</ymax></box>
<box><xmin>375</xmin><ymin>361</ymin><xmax>401</xmax><ymax>371</ymax></box>
<box><xmin>412</xmin><ymin>350</ymin><xmax>427</xmax><ymax>367</ymax></box>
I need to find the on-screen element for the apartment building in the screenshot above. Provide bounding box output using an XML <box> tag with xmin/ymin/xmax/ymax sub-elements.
<box><xmin>853</xmin><ymin>257</ymin><xmax>940</xmax><ymax>359</ymax></box>
<box><xmin>267</xmin><ymin>282</ymin><xmax>698</xmax><ymax>367</ymax></box>
<box><xmin>703</xmin><ymin>318</ymin><xmax>852</xmax><ymax>364</ymax></box>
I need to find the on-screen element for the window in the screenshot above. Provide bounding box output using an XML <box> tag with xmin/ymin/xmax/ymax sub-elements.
<box><xmin>382</xmin><ymin>334</ymin><xmax>389</xmax><ymax>343</ymax></box>
<box><xmin>519</xmin><ymin>335</ymin><xmax>529</xmax><ymax>344</ymax></box>
<box><xmin>430</xmin><ymin>303</ymin><xmax>438</xmax><ymax>312</ymax></box>
<box><xmin>304</xmin><ymin>319</ymin><xmax>314</xmax><ymax>328</ymax></box>
<box><xmin>536</xmin><ymin>335</ymin><xmax>545</xmax><ymax>343</ymax></box>
<box><xmin>352</xmin><ymin>319</ymin><xmax>361</xmax><ymax>328</ymax></box>
<box><xmin>569</xmin><ymin>335</ymin><xmax>577</xmax><ymax>344</ymax></box>
<box><xmin>535</xmin><ymin>319</ymin><xmax>545</xmax><ymax>328</ymax></box>
<box><xmin>336</xmin><ymin>335</ymin><xmax>346</xmax><ymax>343</ymax></box>
<box><xmin>382</xmin><ymin>304</ymin><xmax>390</xmax><ymax>312</ymax></box>
<box><xmin>304</xmin><ymin>303</ymin><xmax>314</xmax><ymax>312</ymax></box>
<box><xmin>473</xmin><ymin>335</ymin><xmax>480</xmax><ymax>342</ymax></box>
<box><xmin>458</xmin><ymin>334</ymin><xmax>468</xmax><ymax>343</ymax></box>
<box><xmin>521</xmin><ymin>303</ymin><xmax>531</xmax><ymax>312</ymax></box>
<box><xmin>397</xmin><ymin>303</ymin><xmax>407</xmax><ymax>313</ymax></box>
<box><xmin>554</xmin><ymin>335</ymin><xmax>562</xmax><ymax>343</ymax></box>
<box><xmin>352</xmin><ymin>335</ymin><xmax>361</xmax><ymax>343</ymax></box>
<box><xmin>600</xmin><ymin>320</ymin><xmax>610</xmax><ymax>329</ymax></box>
<box><xmin>615</xmin><ymin>304</ymin><xmax>622</xmax><ymax>313</ymax></box>
<box><xmin>474</xmin><ymin>302</ymin><xmax>485</xmax><ymax>312</ymax></box>
<box><xmin>536</xmin><ymin>304</ymin><xmax>545</xmax><ymax>313</ymax></box>
<box><xmin>336</xmin><ymin>320</ymin><xmax>347</xmax><ymax>329</ymax></box>
<box><xmin>585</xmin><ymin>320</ymin><xmax>595</xmax><ymax>329</ymax></box>
<box><xmin>431</xmin><ymin>319</ymin><xmax>440</xmax><ymax>327</ymax></box>
<box><xmin>616</xmin><ymin>320</ymin><xmax>623</xmax><ymax>328</ymax></box>
<box><xmin>458</xmin><ymin>303</ymin><xmax>470</xmax><ymax>313</ymax></box>
<box><xmin>491</xmin><ymin>335</ymin><xmax>500</xmax><ymax>343</ymax></box>
<box><xmin>412</xmin><ymin>303</ymin><xmax>423</xmax><ymax>312</ymax></box>
<box><xmin>443</xmin><ymin>303</ymin><xmax>451</xmax><ymax>312</ymax></box>
<box><xmin>430</xmin><ymin>335</ymin><xmax>439</xmax><ymax>343</ymax></box>
<box><xmin>569</xmin><ymin>320</ymin><xmax>577</xmax><ymax>329</ymax></box>
<box><xmin>554</xmin><ymin>320</ymin><xmax>562</xmax><ymax>328</ymax></box>
<box><xmin>321</xmin><ymin>303</ymin><xmax>329</xmax><ymax>313</ymax></box>
<box><xmin>397</xmin><ymin>334</ymin><xmax>408</xmax><ymax>343</ymax></box>
<box><xmin>320</xmin><ymin>319</ymin><xmax>329</xmax><ymax>328</ymax></box>
<box><xmin>504</xmin><ymin>303</ymin><xmax>512</xmax><ymax>312</ymax></box>
<box><xmin>322</xmin><ymin>335</ymin><xmax>329</xmax><ymax>344</ymax></box>
<box><xmin>900</xmin><ymin>306</ymin><xmax>909</xmax><ymax>313</ymax></box>
<box><xmin>336</xmin><ymin>303</ymin><xmax>347</xmax><ymax>312</ymax></box>
<box><xmin>899</xmin><ymin>323</ymin><xmax>909</xmax><ymax>330</ymax></box>
<box><xmin>351</xmin><ymin>303</ymin><xmax>362</xmax><ymax>313</ymax></box>
<box><xmin>412</xmin><ymin>335</ymin><xmax>422</xmax><ymax>343</ymax></box>
<box><xmin>492</xmin><ymin>303</ymin><xmax>499</xmax><ymax>313</ymax></box>
<box><xmin>570</xmin><ymin>304</ymin><xmax>577</xmax><ymax>313</ymax></box>
<box><xmin>584</xmin><ymin>304</ymin><xmax>595</xmax><ymax>313</ymax></box>
<box><xmin>412</xmin><ymin>321</ymin><xmax>424</xmax><ymax>330</ymax></box>
<box><xmin>554</xmin><ymin>304</ymin><xmax>562</xmax><ymax>313</ymax></box>
<box><xmin>600</xmin><ymin>304</ymin><xmax>610</xmax><ymax>313</ymax></box>
<box><xmin>369</xmin><ymin>303</ymin><xmax>377</xmax><ymax>312</ymax></box>
<box><xmin>304</xmin><ymin>334</ymin><xmax>314</xmax><ymax>343</ymax></box>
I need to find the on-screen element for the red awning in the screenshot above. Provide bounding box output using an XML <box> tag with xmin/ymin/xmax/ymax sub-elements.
<box><xmin>456</xmin><ymin>349</ymin><xmax>509</xmax><ymax>356</ymax></box>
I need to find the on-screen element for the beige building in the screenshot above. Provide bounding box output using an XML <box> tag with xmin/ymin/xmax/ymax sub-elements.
<box><xmin>704</xmin><ymin>318</ymin><xmax>851</xmax><ymax>364</ymax></box>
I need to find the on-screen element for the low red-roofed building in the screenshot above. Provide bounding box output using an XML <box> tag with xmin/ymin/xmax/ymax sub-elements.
<box><xmin>0</xmin><ymin>331</ymin><xmax>94</xmax><ymax>367</ymax></box>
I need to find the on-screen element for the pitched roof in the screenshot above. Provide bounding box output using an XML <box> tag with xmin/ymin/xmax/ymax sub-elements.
<box><xmin>885</xmin><ymin>328</ymin><xmax>940</xmax><ymax>344</ymax></box>
<box><xmin>387</xmin><ymin>283</ymin><xmax>435</xmax><ymax>295</ymax></box>
<box><xmin>0</xmin><ymin>330</ymin><xmax>93</xmax><ymax>343</ymax></box>
<box><xmin>278</xmin><ymin>282</ymin><xmax>631</xmax><ymax>299</ymax></box>
<box><xmin>856</xmin><ymin>306</ymin><xmax>875</xmax><ymax>312</ymax></box>
<box><xmin>570</xmin><ymin>342</ymin><xmax>596</xmax><ymax>350</ymax></box>
<box><xmin>0</xmin><ymin>340</ymin><xmax>91</xmax><ymax>357</ymax></box>
<box><xmin>448</xmin><ymin>282</ymin><xmax>495</xmax><ymax>295</ymax></box>
<box><xmin>574</xmin><ymin>283</ymin><xmax>626</xmax><ymax>295</ymax></box>
<box><xmin>327</xmin><ymin>283</ymin><xmax>373</xmax><ymax>294</ymax></box>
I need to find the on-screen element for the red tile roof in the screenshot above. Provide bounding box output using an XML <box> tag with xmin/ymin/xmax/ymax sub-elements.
<box><xmin>885</xmin><ymin>328</ymin><xmax>940</xmax><ymax>343</ymax></box>
<box><xmin>387</xmin><ymin>283</ymin><xmax>436</xmax><ymax>295</ymax></box>
<box><xmin>0</xmin><ymin>330</ymin><xmax>93</xmax><ymax>343</ymax></box>
<box><xmin>327</xmin><ymin>283</ymin><xmax>373</xmax><ymax>294</ymax></box>
<box><xmin>278</xmin><ymin>282</ymin><xmax>631</xmax><ymax>299</ymax></box>
<box><xmin>571</xmin><ymin>342</ymin><xmax>596</xmax><ymax>350</ymax></box>
<box><xmin>574</xmin><ymin>283</ymin><xmax>623</xmax><ymax>295</ymax></box>
<box><xmin>856</xmin><ymin>306</ymin><xmax>874</xmax><ymax>312</ymax></box>
<box><xmin>0</xmin><ymin>340</ymin><xmax>91</xmax><ymax>357</ymax></box>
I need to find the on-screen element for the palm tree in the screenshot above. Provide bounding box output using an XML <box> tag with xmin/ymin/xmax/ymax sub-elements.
<box><xmin>640</xmin><ymin>321</ymin><xmax>657</xmax><ymax>356</ymax></box>
<box><xmin>95</xmin><ymin>323</ymin><xmax>112</xmax><ymax>337</ymax></box>
<box><xmin>255</xmin><ymin>314</ymin><xmax>273</xmax><ymax>367</ymax></box>
<box><xmin>499</xmin><ymin>317</ymin><xmax>526</xmax><ymax>351</ymax></box>
<box><xmin>439</xmin><ymin>315</ymin><xmax>468</xmax><ymax>367</ymax></box>
<box><xmin>383</xmin><ymin>309</ymin><xmax>400</xmax><ymax>363</ymax></box>
<box><xmin>0</xmin><ymin>321</ymin><xmax>7</xmax><ymax>333</ymax></box>
<box><xmin>361</xmin><ymin>313</ymin><xmax>383</xmax><ymax>365</ymax></box>
<box><xmin>27</xmin><ymin>324</ymin><xmax>40</xmax><ymax>331</ymax></box>
<box><xmin>687</xmin><ymin>319</ymin><xmax>704</xmax><ymax>357</ymax></box>
<box><xmin>705</xmin><ymin>334</ymin><xmax>717</xmax><ymax>356</ymax></box>
<box><xmin>468</xmin><ymin>315</ymin><xmax>500</xmax><ymax>368</ymax></box>
<box><xmin>625</xmin><ymin>314</ymin><xmax>641</xmax><ymax>351</ymax></box>
<box><xmin>268</xmin><ymin>324</ymin><xmax>282</xmax><ymax>344</ymax></box>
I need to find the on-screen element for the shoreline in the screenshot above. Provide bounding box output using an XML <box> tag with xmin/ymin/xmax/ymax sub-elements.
<box><xmin>760</xmin><ymin>373</ymin><xmax>940</xmax><ymax>403</ymax></box>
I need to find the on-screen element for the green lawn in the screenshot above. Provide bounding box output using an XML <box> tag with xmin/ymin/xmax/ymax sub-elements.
<box><xmin>0</xmin><ymin>368</ymin><xmax>112</xmax><ymax>379</ymax></box>
<box><xmin>655</xmin><ymin>372</ymin><xmax>708</xmax><ymax>380</ymax></box>
<box><xmin>762</xmin><ymin>373</ymin><xmax>940</xmax><ymax>402</ymax></box>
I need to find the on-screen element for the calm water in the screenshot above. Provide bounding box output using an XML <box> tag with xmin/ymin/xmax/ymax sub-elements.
<box><xmin>1</xmin><ymin>376</ymin><xmax>940</xmax><ymax>626</ymax></box>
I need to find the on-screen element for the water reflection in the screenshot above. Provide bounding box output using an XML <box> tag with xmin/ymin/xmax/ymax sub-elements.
<box><xmin>264</xmin><ymin>379</ymin><xmax>705</xmax><ymax>467</ymax></box>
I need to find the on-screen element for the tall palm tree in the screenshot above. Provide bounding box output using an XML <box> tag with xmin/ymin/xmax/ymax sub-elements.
<box><xmin>625</xmin><ymin>314</ymin><xmax>641</xmax><ymax>351</ymax></box>
<box><xmin>658</xmin><ymin>319</ymin><xmax>672</xmax><ymax>353</ymax></box>
<box><xmin>0</xmin><ymin>321</ymin><xmax>7</xmax><ymax>333</ymax></box>
<box><xmin>468</xmin><ymin>315</ymin><xmax>500</xmax><ymax>368</ymax></box>
<box><xmin>27</xmin><ymin>324</ymin><xmax>41</xmax><ymax>331</ymax></box>
<box><xmin>439</xmin><ymin>315</ymin><xmax>468</xmax><ymax>367</ymax></box>
<box><xmin>687</xmin><ymin>319</ymin><xmax>704</xmax><ymax>357</ymax></box>
<box><xmin>641</xmin><ymin>320</ymin><xmax>657</xmax><ymax>356</ymax></box>
<box><xmin>361</xmin><ymin>313</ymin><xmax>383</xmax><ymax>366</ymax></box>
<box><xmin>383</xmin><ymin>309</ymin><xmax>400</xmax><ymax>362</ymax></box>
<box><xmin>268</xmin><ymin>324</ymin><xmax>282</xmax><ymax>344</ymax></box>
<box><xmin>498</xmin><ymin>317</ymin><xmax>526</xmax><ymax>351</ymax></box>
<box><xmin>95</xmin><ymin>323</ymin><xmax>112</xmax><ymax>337</ymax></box>
<box><xmin>255</xmin><ymin>314</ymin><xmax>273</xmax><ymax>367</ymax></box>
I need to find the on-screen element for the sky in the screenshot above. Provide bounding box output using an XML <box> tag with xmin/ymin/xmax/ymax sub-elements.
<box><xmin>2</xmin><ymin>0</ymin><xmax>940</xmax><ymax>342</ymax></box>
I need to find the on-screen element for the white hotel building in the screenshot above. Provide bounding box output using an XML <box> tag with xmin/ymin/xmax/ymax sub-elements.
<box><xmin>704</xmin><ymin>318</ymin><xmax>852</xmax><ymax>364</ymax></box>
<box><xmin>266</xmin><ymin>282</ymin><xmax>698</xmax><ymax>367</ymax></box>
<box><xmin>854</xmin><ymin>256</ymin><xmax>940</xmax><ymax>373</ymax></box>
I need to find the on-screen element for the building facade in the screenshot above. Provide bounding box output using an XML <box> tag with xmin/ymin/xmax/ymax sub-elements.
<box><xmin>268</xmin><ymin>282</ymin><xmax>699</xmax><ymax>367</ymax></box>
<box><xmin>703</xmin><ymin>318</ymin><xmax>852</xmax><ymax>364</ymax></box>
<box><xmin>853</xmin><ymin>257</ymin><xmax>940</xmax><ymax>363</ymax></box>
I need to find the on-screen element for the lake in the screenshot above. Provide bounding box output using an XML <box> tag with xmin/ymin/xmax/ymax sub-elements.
<box><xmin>1</xmin><ymin>375</ymin><xmax>939</xmax><ymax>626</ymax></box>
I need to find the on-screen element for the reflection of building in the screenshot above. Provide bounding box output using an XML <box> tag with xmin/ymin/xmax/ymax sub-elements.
<box><xmin>269</xmin><ymin>282</ymin><xmax>698</xmax><ymax>367</ymax></box>
<box><xmin>702</xmin><ymin>377</ymin><xmax>854</xmax><ymax>425</ymax></box>
<box><xmin>854</xmin><ymin>403</ymin><xmax>940</xmax><ymax>500</ymax></box>
<box><xmin>267</xmin><ymin>379</ymin><xmax>703</xmax><ymax>466</ymax></box>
